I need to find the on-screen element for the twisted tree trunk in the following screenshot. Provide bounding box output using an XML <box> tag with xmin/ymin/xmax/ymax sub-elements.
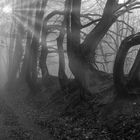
<box><xmin>113</xmin><ymin>32</ymin><xmax>140</xmax><ymax>95</ymax></box>
<box><xmin>66</xmin><ymin>0</ymin><xmax>115</xmax><ymax>96</ymax></box>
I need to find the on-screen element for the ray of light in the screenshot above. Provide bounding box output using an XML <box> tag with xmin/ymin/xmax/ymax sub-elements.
<box><xmin>13</xmin><ymin>14</ymin><xmax>42</xmax><ymax>45</ymax></box>
<box><xmin>14</xmin><ymin>11</ymin><xmax>29</xmax><ymax>23</ymax></box>
<box><xmin>1</xmin><ymin>0</ymin><xmax>48</xmax><ymax>48</ymax></box>
<box><xmin>13</xmin><ymin>0</ymin><xmax>41</xmax><ymax>11</ymax></box>
<box><xmin>15</xmin><ymin>12</ymin><xmax>43</xmax><ymax>27</ymax></box>
<box><xmin>0</xmin><ymin>0</ymin><xmax>35</xmax><ymax>17</ymax></box>
<box><xmin>12</xmin><ymin>0</ymin><xmax>34</xmax><ymax>9</ymax></box>
<box><xmin>15</xmin><ymin>8</ymin><xmax>41</xmax><ymax>12</ymax></box>
<box><xmin>17</xmin><ymin>3</ymin><xmax>42</xmax><ymax>11</ymax></box>
<box><xmin>0</xmin><ymin>0</ymin><xmax>44</xmax><ymax>87</ymax></box>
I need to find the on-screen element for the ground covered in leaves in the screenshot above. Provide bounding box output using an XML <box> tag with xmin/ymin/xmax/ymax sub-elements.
<box><xmin>0</xmin><ymin>84</ymin><xmax>54</xmax><ymax>140</ymax></box>
<box><xmin>46</xmin><ymin>102</ymin><xmax>140</xmax><ymax>140</ymax></box>
<box><xmin>1</xmin><ymin>82</ymin><xmax>140</xmax><ymax>140</ymax></box>
<box><xmin>44</xmin><ymin>92</ymin><xmax>140</xmax><ymax>140</ymax></box>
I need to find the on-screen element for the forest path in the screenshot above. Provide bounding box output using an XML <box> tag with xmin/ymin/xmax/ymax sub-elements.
<box><xmin>0</xmin><ymin>87</ymin><xmax>54</xmax><ymax>140</ymax></box>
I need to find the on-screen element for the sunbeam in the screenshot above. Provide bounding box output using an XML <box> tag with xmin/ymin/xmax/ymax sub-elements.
<box><xmin>15</xmin><ymin>12</ymin><xmax>43</xmax><ymax>27</ymax></box>
<box><xmin>13</xmin><ymin>14</ymin><xmax>42</xmax><ymax>45</ymax></box>
<box><xmin>15</xmin><ymin>8</ymin><xmax>41</xmax><ymax>12</ymax></box>
<box><xmin>12</xmin><ymin>0</ymin><xmax>36</xmax><ymax>10</ymax></box>
<box><xmin>0</xmin><ymin>0</ymin><xmax>47</xmax><ymax>88</ymax></box>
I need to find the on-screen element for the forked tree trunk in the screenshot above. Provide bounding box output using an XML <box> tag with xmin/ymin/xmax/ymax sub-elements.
<box><xmin>66</xmin><ymin>0</ymin><xmax>115</xmax><ymax>95</ymax></box>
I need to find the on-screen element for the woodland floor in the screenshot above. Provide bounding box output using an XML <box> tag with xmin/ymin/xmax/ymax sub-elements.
<box><xmin>0</xmin><ymin>80</ymin><xmax>140</xmax><ymax>139</ymax></box>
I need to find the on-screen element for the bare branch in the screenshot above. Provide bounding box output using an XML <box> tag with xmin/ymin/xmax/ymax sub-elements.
<box><xmin>81</xmin><ymin>18</ymin><xmax>101</xmax><ymax>28</ymax></box>
<box><xmin>115</xmin><ymin>0</ymin><xmax>140</xmax><ymax>17</ymax></box>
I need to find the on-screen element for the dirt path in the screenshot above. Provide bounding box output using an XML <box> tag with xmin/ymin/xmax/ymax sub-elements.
<box><xmin>0</xmin><ymin>88</ymin><xmax>54</xmax><ymax>140</ymax></box>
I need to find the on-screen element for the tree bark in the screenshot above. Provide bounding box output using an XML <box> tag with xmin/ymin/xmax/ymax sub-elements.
<box><xmin>66</xmin><ymin>0</ymin><xmax>114</xmax><ymax>96</ymax></box>
<box><xmin>39</xmin><ymin>20</ymin><xmax>49</xmax><ymax>83</ymax></box>
<box><xmin>29</xmin><ymin>0</ymin><xmax>47</xmax><ymax>91</ymax></box>
<box><xmin>56</xmin><ymin>0</ymin><xmax>69</xmax><ymax>89</ymax></box>
<box><xmin>8</xmin><ymin>0</ymin><xmax>25</xmax><ymax>87</ymax></box>
<box><xmin>113</xmin><ymin>32</ymin><xmax>140</xmax><ymax>95</ymax></box>
<box><xmin>57</xmin><ymin>29</ymin><xmax>68</xmax><ymax>89</ymax></box>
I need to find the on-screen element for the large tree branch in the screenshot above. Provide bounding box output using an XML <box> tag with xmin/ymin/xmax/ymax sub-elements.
<box><xmin>80</xmin><ymin>0</ymin><xmax>117</xmax><ymax>62</ymax></box>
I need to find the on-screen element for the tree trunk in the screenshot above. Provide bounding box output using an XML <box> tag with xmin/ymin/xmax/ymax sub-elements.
<box><xmin>29</xmin><ymin>0</ymin><xmax>47</xmax><ymax>91</ymax></box>
<box><xmin>56</xmin><ymin>0</ymin><xmax>68</xmax><ymax>89</ymax></box>
<box><xmin>19</xmin><ymin>1</ymin><xmax>32</xmax><ymax>82</ymax></box>
<box><xmin>113</xmin><ymin>32</ymin><xmax>140</xmax><ymax>95</ymax></box>
<box><xmin>8</xmin><ymin>0</ymin><xmax>25</xmax><ymax>87</ymax></box>
<box><xmin>57</xmin><ymin>30</ymin><xmax>68</xmax><ymax>89</ymax></box>
<box><xmin>66</xmin><ymin>0</ymin><xmax>115</xmax><ymax>96</ymax></box>
<box><xmin>39</xmin><ymin>20</ymin><xmax>49</xmax><ymax>83</ymax></box>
